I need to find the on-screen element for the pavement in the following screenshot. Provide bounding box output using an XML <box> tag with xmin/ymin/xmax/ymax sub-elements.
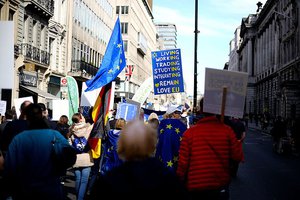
<box><xmin>63</xmin><ymin>170</ymin><xmax>76</xmax><ymax>200</ymax></box>
<box><xmin>247</xmin><ymin>121</ymin><xmax>272</xmax><ymax>135</ymax></box>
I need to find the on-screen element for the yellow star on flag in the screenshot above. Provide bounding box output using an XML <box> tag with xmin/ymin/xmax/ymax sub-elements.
<box><xmin>173</xmin><ymin>156</ymin><xmax>178</xmax><ymax>162</ymax></box>
<box><xmin>160</xmin><ymin>129</ymin><xmax>164</xmax><ymax>134</ymax></box>
<box><xmin>167</xmin><ymin>160</ymin><xmax>173</xmax><ymax>168</ymax></box>
<box><xmin>166</xmin><ymin>124</ymin><xmax>172</xmax><ymax>129</ymax></box>
<box><xmin>116</xmin><ymin>66</ymin><xmax>120</xmax><ymax>70</ymax></box>
<box><xmin>108</xmin><ymin>69</ymin><xmax>113</xmax><ymax>74</ymax></box>
<box><xmin>175</xmin><ymin>128</ymin><xmax>180</xmax><ymax>134</ymax></box>
<box><xmin>117</xmin><ymin>43</ymin><xmax>122</xmax><ymax>48</ymax></box>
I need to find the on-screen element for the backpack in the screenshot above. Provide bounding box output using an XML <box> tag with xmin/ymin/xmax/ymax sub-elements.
<box><xmin>72</xmin><ymin>135</ymin><xmax>89</xmax><ymax>153</ymax></box>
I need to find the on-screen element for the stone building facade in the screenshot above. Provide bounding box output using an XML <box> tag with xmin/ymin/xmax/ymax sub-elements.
<box><xmin>230</xmin><ymin>0</ymin><xmax>300</xmax><ymax>121</ymax></box>
<box><xmin>1</xmin><ymin>0</ymin><xmax>59</xmax><ymax>108</ymax></box>
<box><xmin>114</xmin><ymin>0</ymin><xmax>158</xmax><ymax>104</ymax></box>
<box><xmin>67</xmin><ymin>0</ymin><xmax>115</xmax><ymax>96</ymax></box>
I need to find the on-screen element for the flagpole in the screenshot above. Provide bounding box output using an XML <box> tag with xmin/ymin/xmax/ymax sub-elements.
<box><xmin>193</xmin><ymin>0</ymin><xmax>199</xmax><ymax>113</ymax></box>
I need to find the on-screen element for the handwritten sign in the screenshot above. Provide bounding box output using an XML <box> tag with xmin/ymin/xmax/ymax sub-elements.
<box><xmin>204</xmin><ymin>68</ymin><xmax>248</xmax><ymax>118</ymax></box>
<box><xmin>151</xmin><ymin>49</ymin><xmax>184</xmax><ymax>95</ymax></box>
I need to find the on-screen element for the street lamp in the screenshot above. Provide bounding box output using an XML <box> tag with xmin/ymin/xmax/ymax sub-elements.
<box><xmin>193</xmin><ymin>0</ymin><xmax>199</xmax><ymax>113</ymax></box>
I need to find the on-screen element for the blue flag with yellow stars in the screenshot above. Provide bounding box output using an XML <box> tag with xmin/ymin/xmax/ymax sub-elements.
<box><xmin>155</xmin><ymin>119</ymin><xmax>187</xmax><ymax>173</ymax></box>
<box><xmin>101</xmin><ymin>129</ymin><xmax>123</xmax><ymax>174</ymax></box>
<box><xmin>85</xmin><ymin>17</ymin><xmax>126</xmax><ymax>92</ymax></box>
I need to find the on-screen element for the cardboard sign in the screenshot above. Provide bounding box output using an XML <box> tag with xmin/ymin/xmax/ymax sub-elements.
<box><xmin>132</xmin><ymin>76</ymin><xmax>153</xmax><ymax>105</ymax></box>
<box><xmin>52</xmin><ymin>100</ymin><xmax>69</xmax><ymax>121</ymax></box>
<box><xmin>204</xmin><ymin>68</ymin><xmax>248</xmax><ymax>118</ymax></box>
<box><xmin>0</xmin><ymin>21</ymin><xmax>14</xmax><ymax>89</ymax></box>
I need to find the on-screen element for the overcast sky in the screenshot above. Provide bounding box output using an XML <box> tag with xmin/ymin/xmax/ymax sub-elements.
<box><xmin>153</xmin><ymin>0</ymin><xmax>267</xmax><ymax>96</ymax></box>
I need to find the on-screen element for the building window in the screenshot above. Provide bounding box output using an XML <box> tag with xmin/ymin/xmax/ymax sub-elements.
<box><xmin>41</xmin><ymin>25</ymin><xmax>46</xmax><ymax>50</ymax></box>
<box><xmin>121</xmin><ymin>22</ymin><xmax>128</xmax><ymax>34</ymax></box>
<box><xmin>121</xmin><ymin>6</ymin><xmax>128</xmax><ymax>14</ymax></box>
<box><xmin>9</xmin><ymin>9</ymin><xmax>15</xmax><ymax>21</ymax></box>
<box><xmin>0</xmin><ymin>4</ymin><xmax>3</xmax><ymax>20</ymax></box>
<box><xmin>32</xmin><ymin>20</ymin><xmax>37</xmax><ymax>46</ymax></box>
<box><xmin>123</xmin><ymin>40</ymin><xmax>128</xmax><ymax>52</ymax></box>
<box><xmin>116</xmin><ymin>6</ymin><xmax>128</xmax><ymax>14</ymax></box>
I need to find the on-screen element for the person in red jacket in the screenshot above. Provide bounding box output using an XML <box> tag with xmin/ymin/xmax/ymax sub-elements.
<box><xmin>176</xmin><ymin>98</ymin><xmax>243</xmax><ymax>200</ymax></box>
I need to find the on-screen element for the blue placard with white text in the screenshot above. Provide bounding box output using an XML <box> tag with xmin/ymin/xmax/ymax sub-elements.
<box><xmin>115</xmin><ymin>103</ymin><xmax>138</xmax><ymax>121</ymax></box>
<box><xmin>151</xmin><ymin>49</ymin><xmax>184</xmax><ymax>95</ymax></box>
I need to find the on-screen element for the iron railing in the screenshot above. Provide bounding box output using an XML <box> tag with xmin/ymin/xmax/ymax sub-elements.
<box><xmin>71</xmin><ymin>60</ymin><xmax>98</xmax><ymax>76</ymax></box>
<box><xmin>21</xmin><ymin>43</ymin><xmax>50</xmax><ymax>65</ymax></box>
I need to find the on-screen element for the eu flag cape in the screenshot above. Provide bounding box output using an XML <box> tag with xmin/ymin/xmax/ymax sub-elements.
<box><xmin>155</xmin><ymin>119</ymin><xmax>187</xmax><ymax>173</ymax></box>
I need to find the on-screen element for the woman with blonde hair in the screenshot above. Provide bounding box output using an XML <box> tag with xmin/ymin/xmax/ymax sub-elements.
<box><xmin>90</xmin><ymin>120</ymin><xmax>187</xmax><ymax>199</ymax></box>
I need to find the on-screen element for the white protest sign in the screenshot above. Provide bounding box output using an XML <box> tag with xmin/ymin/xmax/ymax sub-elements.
<box><xmin>80</xmin><ymin>82</ymin><xmax>101</xmax><ymax>106</ymax></box>
<box><xmin>52</xmin><ymin>100</ymin><xmax>69</xmax><ymax>121</ymax></box>
<box><xmin>132</xmin><ymin>76</ymin><xmax>153</xmax><ymax>104</ymax></box>
<box><xmin>204</xmin><ymin>68</ymin><xmax>248</xmax><ymax>118</ymax></box>
<box><xmin>14</xmin><ymin>96</ymin><xmax>34</xmax><ymax>118</ymax></box>
<box><xmin>0</xmin><ymin>21</ymin><xmax>14</xmax><ymax>89</ymax></box>
<box><xmin>0</xmin><ymin>100</ymin><xmax>7</xmax><ymax>116</ymax></box>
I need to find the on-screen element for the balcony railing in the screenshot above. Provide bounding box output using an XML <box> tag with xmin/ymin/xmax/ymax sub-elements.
<box><xmin>35</xmin><ymin>0</ymin><xmax>54</xmax><ymax>14</ymax></box>
<box><xmin>24</xmin><ymin>0</ymin><xmax>54</xmax><ymax>17</ymax></box>
<box><xmin>14</xmin><ymin>45</ymin><xmax>19</xmax><ymax>56</ymax></box>
<box><xmin>21</xmin><ymin>43</ymin><xmax>50</xmax><ymax>65</ymax></box>
<box><xmin>71</xmin><ymin>60</ymin><xmax>98</xmax><ymax>77</ymax></box>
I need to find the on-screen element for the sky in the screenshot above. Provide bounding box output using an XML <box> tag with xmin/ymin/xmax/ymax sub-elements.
<box><xmin>153</xmin><ymin>0</ymin><xmax>267</xmax><ymax>96</ymax></box>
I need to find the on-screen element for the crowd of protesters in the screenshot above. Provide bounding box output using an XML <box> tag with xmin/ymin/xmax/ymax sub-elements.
<box><xmin>0</xmin><ymin>97</ymin><xmax>299</xmax><ymax>200</ymax></box>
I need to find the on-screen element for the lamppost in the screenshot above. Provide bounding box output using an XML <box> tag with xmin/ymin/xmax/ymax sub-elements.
<box><xmin>193</xmin><ymin>0</ymin><xmax>199</xmax><ymax>112</ymax></box>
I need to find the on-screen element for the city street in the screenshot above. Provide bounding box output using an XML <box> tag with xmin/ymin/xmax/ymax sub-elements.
<box><xmin>230</xmin><ymin>123</ymin><xmax>300</xmax><ymax>200</ymax></box>
<box><xmin>63</xmin><ymin>123</ymin><xmax>300</xmax><ymax>200</ymax></box>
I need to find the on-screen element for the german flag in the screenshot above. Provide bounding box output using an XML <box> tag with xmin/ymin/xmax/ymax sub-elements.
<box><xmin>88</xmin><ymin>82</ymin><xmax>112</xmax><ymax>159</ymax></box>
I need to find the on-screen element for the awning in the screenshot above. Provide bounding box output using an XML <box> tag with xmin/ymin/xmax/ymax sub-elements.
<box><xmin>20</xmin><ymin>85</ymin><xmax>60</xmax><ymax>100</ymax></box>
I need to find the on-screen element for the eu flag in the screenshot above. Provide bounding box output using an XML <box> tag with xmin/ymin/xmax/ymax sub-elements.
<box><xmin>85</xmin><ymin>17</ymin><xmax>126</xmax><ymax>92</ymax></box>
<box><xmin>155</xmin><ymin>119</ymin><xmax>187</xmax><ymax>173</ymax></box>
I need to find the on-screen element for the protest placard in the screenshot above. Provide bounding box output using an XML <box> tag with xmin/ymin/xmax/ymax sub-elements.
<box><xmin>116</xmin><ymin>102</ymin><xmax>139</xmax><ymax>121</ymax></box>
<box><xmin>151</xmin><ymin>49</ymin><xmax>184</xmax><ymax>95</ymax></box>
<box><xmin>204</xmin><ymin>68</ymin><xmax>248</xmax><ymax>118</ymax></box>
<box><xmin>52</xmin><ymin>100</ymin><xmax>69</xmax><ymax>121</ymax></box>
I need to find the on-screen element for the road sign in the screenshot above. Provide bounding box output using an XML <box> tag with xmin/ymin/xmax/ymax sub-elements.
<box><xmin>61</xmin><ymin>77</ymin><xmax>68</xmax><ymax>86</ymax></box>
